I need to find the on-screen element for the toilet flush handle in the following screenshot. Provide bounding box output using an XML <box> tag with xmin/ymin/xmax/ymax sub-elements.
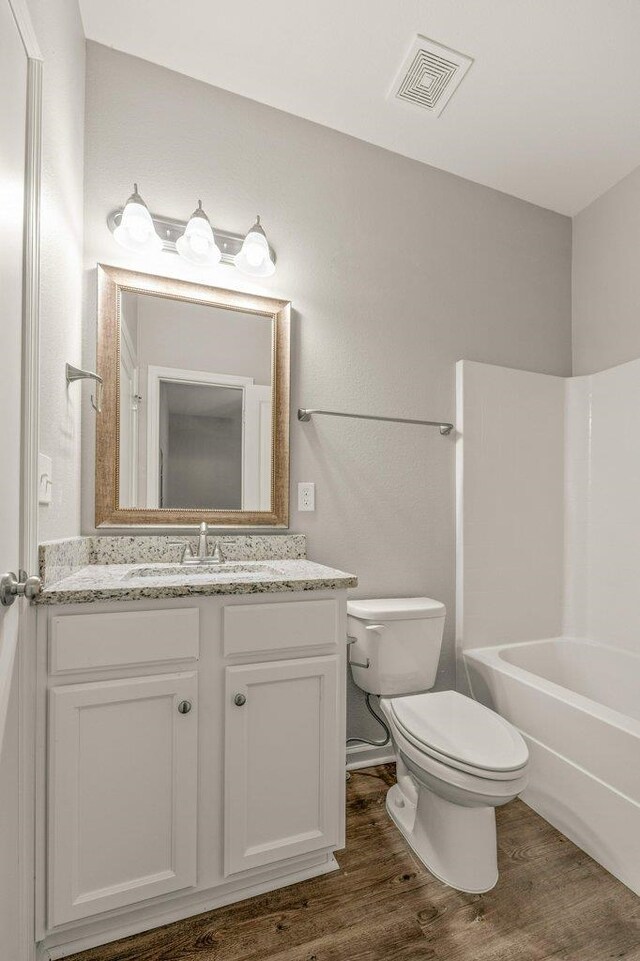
<box><xmin>347</xmin><ymin>622</ymin><xmax>385</xmax><ymax>669</ymax></box>
<box><xmin>347</xmin><ymin>635</ymin><xmax>370</xmax><ymax>669</ymax></box>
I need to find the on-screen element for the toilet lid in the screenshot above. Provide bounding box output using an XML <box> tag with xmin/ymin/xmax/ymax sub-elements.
<box><xmin>347</xmin><ymin>597</ymin><xmax>445</xmax><ymax>621</ymax></box>
<box><xmin>389</xmin><ymin>691</ymin><xmax>528</xmax><ymax>774</ymax></box>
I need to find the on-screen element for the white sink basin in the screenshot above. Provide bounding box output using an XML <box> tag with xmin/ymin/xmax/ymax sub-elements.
<box><xmin>124</xmin><ymin>562</ymin><xmax>275</xmax><ymax>580</ymax></box>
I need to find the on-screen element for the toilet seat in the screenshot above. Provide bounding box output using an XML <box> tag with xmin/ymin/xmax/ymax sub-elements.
<box><xmin>387</xmin><ymin>691</ymin><xmax>528</xmax><ymax>781</ymax></box>
<box><xmin>387</xmin><ymin>711</ymin><xmax>529</xmax><ymax>803</ymax></box>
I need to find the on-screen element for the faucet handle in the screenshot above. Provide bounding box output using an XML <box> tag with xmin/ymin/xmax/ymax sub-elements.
<box><xmin>168</xmin><ymin>540</ymin><xmax>194</xmax><ymax>563</ymax></box>
<box><xmin>212</xmin><ymin>539</ymin><xmax>225</xmax><ymax>564</ymax></box>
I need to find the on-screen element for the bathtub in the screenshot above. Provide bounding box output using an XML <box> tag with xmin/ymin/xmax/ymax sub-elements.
<box><xmin>463</xmin><ymin>637</ymin><xmax>640</xmax><ymax>895</ymax></box>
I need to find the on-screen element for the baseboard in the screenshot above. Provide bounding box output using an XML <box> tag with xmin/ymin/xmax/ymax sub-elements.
<box><xmin>346</xmin><ymin>742</ymin><xmax>395</xmax><ymax>771</ymax></box>
<box><xmin>41</xmin><ymin>854</ymin><xmax>339</xmax><ymax>959</ymax></box>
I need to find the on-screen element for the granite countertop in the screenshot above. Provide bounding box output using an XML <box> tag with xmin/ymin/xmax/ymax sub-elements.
<box><xmin>36</xmin><ymin>558</ymin><xmax>358</xmax><ymax>605</ymax></box>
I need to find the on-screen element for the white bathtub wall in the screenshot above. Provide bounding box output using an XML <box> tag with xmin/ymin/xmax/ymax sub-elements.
<box><xmin>566</xmin><ymin>357</ymin><xmax>640</xmax><ymax>652</ymax></box>
<box><xmin>562</xmin><ymin>374</ymin><xmax>591</xmax><ymax>638</ymax></box>
<box><xmin>460</xmin><ymin>354</ymin><xmax>640</xmax><ymax>653</ymax></box>
<box><xmin>456</xmin><ymin>361</ymin><xmax>566</xmax><ymax>658</ymax></box>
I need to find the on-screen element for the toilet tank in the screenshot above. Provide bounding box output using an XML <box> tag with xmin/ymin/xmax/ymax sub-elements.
<box><xmin>347</xmin><ymin>597</ymin><xmax>446</xmax><ymax>696</ymax></box>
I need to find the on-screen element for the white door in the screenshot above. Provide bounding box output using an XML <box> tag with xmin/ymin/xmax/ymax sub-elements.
<box><xmin>48</xmin><ymin>672</ymin><xmax>198</xmax><ymax>926</ymax></box>
<box><xmin>0</xmin><ymin>2</ymin><xmax>41</xmax><ymax>959</ymax></box>
<box><xmin>224</xmin><ymin>656</ymin><xmax>341</xmax><ymax>876</ymax></box>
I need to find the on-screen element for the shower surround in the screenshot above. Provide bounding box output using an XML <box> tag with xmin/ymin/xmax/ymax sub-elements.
<box><xmin>456</xmin><ymin>357</ymin><xmax>640</xmax><ymax>894</ymax></box>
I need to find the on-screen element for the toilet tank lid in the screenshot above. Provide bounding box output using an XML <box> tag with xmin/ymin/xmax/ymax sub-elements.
<box><xmin>347</xmin><ymin>597</ymin><xmax>445</xmax><ymax>621</ymax></box>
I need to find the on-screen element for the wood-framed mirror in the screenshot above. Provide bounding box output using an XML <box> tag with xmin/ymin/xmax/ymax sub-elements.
<box><xmin>95</xmin><ymin>264</ymin><xmax>290</xmax><ymax>527</ymax></box>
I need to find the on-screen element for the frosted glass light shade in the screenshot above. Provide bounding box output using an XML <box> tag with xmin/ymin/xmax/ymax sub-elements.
<box><xmin>113</xmin><ymin>184</ymin><xmax>161</xmax><ymax>254</ymax></box>
<box><xmin>176</xmin><ymin>200</ymin><xmax>221</xmax><ymax>266</ymax></box>
<box><xmin>235</xmin><ymin>216</ymin><xmax>276</xmax><ymax>277</ymax></box>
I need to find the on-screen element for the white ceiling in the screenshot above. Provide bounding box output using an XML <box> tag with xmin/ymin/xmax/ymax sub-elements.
<box><xmin>78</xmin><ymin>0</ymin><xmax>640</xmax><ymax>215</ymax></box>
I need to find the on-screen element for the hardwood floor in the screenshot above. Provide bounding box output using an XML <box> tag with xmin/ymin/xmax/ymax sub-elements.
<box><xmin>71</xmin><ymin>764</ymin><xmax>640</xmax><ymax>961</ymax></box>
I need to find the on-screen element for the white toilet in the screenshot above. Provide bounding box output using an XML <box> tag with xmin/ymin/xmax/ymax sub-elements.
<box><xmin>347</xmin><ymin>597</ymin><xmax>529</xmax><ymax>893</ymax></box>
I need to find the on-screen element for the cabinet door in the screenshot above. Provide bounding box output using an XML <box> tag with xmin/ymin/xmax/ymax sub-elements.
<box><xmin>224</xmin><ymin>656</ymin><xmax>340</xmax><ymax>875</ymax></box>
<box><xmin>48</xmin><ymin>672</ymin><xmax>198</xmax><ymax>926</ymax></box>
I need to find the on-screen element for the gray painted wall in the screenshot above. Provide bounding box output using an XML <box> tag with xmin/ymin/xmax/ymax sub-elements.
<box><xmin>573</xmin><ymin>163</ymin><xmax>640</xmax><ymax>374</ymax></box>
<box><xmin>82</xmin><ymin>42</ymin><xmax>572</xmax><ymax>738</ymax></box>
<box><xmin>134</xmin><ymin>297</ymin><xmax>273</xmax><ymax>387</ymax></box>
<box><xmin>32</xmin><ymin>0</ymin><xmax>86</xmax><ymax>541</ymax></box>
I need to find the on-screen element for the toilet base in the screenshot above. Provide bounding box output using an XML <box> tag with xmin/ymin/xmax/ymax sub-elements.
<box><xmin>386</xmin><ymin>782</ymin><xmax>499</xmax><ymax>894</ymax></box>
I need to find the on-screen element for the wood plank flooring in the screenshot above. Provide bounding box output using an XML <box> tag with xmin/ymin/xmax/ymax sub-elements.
<box><xmin>71</xmin><ymin>764</ymin><xmax>640</xmax><ymax>961</ymax></box>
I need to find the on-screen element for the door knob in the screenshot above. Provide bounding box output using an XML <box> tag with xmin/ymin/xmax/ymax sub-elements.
<box><xmin>0</xmin><ymin>570</ymin><xmax>42</xmax><ymax>607</ymax></box>
<box><xmin>177</xmin><ymin>700</ymin><xmax>192</xmax><ymax>714</ymax></box>
<box><xmin>234</xmin><ymin>693</ymin><xmax>246</xmax><ymax>706</ymax></box>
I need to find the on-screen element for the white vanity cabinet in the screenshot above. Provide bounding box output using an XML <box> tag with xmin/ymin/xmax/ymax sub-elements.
<box><xmin>37</xmin><ymin>589</ymin><xmax>347</xmax><ymax>958</ymax></box>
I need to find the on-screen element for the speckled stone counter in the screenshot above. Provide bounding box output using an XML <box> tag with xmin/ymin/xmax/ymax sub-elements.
<box><xmin>36</xmin><ymin>534</ymin><xmax>357</xmax><ymax>605</ymax></box>
<box><xmin>36</xmin><ymin>559</ymin><xmax>358</xmax><ymax>605</ymax></box>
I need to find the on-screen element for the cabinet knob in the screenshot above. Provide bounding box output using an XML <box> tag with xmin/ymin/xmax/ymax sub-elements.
<box><xmin>234</xmin><ymin>693</ymin><xmax>246</xmax><ymax>707</ymax></box>
<box><xmin>177</xmin><ymin>700</ymin><xmax>192</xmax><ymax>714</ymax></box>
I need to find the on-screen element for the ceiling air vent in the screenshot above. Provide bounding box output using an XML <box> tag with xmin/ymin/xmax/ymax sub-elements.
<box><xmin>392</xmin><ymin>35</ymin><xmax>473</xmax><ymax>117</ymax></box>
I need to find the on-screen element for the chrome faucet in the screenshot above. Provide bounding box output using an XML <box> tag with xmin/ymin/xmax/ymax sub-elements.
<box><xmin>192</xmin><ymin>522</ymin><xmax>225</xmax><ymax>565</ymax></box>
<box><xmin>170</xmin><ymin>523</ymin><xmax>225</xmax><ymax>566</ymax></box>
<box><xmin>196</xmin><ymin>522</ymin><xmax>210</xmax><ymax>561</ymax></box>
<box><xmin>192</xmin><ymin>523</ymin><xmax>226</xmax><ymax>565</ymax></box>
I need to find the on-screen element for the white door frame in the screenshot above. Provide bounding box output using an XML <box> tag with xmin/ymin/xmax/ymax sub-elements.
<box><xmin>5</xmin><ymin>3</ymin><xmax>42</xmax><ymax>960</ymax></box>
<box><xmin>10</xmin><ymin>0</ymin><xmax>42</xmax><ymax>576</ymax></box>
<box><xmin>145</xmin><ymin>366</ymin><xmax>253</xmax><ymax>508</ymax></box>
<box><xmin>1</xmin><ymin>3</ymin><xmax>43</xmax><ymax>961</ymax></box>
<box><xmin>118</xmin><ymin>324</ymin><xmax>139</xmax><ymax>506</ymax></box>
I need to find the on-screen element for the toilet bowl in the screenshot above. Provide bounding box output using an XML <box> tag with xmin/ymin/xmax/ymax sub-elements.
<box><xmin>381</xmin><ymin>690</ymin><xmax>528</xmax><ymax>892</ymax></box>
<box><xmin>347</xmin><ymin>598</ymin><xmax>529</xmax><ymax>893</ymax></box>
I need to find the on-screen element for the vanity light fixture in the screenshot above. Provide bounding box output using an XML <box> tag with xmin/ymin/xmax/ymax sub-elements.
<box><xmin>176</xmin><ymin>200</ymin><xmax>222</xmax><ymax>266</ymax></box>
<box><xmin>108</xmin><ymin>193</ymin><xmax>277</xmax><ymax>275</ymax></box>
<box><xmin>234</xmin><ymin>216</ymin><xmax>276</xmax><ymax>278</ymax></box>
<box><xmin>112</xmin><ymin>184</ymin><xmax>162</xmax><ymax>254</ymax></box>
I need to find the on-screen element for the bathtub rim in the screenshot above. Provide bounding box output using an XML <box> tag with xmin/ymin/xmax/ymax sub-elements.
<box><xmin>463</xmin><ymin>636</ymin><xmax>640</xmax><ymax>737</ymax></box>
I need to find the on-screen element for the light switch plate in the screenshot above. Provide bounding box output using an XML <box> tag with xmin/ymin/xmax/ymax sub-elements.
<box><xmin>38</xmin><ymin>453</ymin><xmax>53</xmax><ymax>505</ymax></box>
<box><xmin>298</xmin><ymin>482</ymin><xmax>315</xmax><ymax>512</ymax></box>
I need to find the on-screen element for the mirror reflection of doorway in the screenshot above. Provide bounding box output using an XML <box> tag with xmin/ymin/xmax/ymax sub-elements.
<box><xmin>117</xmin><ymin>291</ymin><xmax>275</xmax><ymax>514</ymax></box>
<box><xmin>145</xmin><ymin>366</ymin><xmax>271</xmax><ymax>511</ymax></box>
<box><xmin>159</xmin><ymin>380</ymin><xmax>243</xmax><ymax>510</ymax></box>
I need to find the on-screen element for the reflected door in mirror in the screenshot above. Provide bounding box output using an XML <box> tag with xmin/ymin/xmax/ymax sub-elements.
<box><xmin>118</xmin><ymin>291</ymin><xmax>273</xmax><ymax>512</ymax></box>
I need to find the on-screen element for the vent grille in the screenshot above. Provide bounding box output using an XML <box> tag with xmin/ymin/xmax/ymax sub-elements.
<box><xmin>392</xmin><ymin>36</ymin><xmax>473</xmax><ymax>116</ymax></box>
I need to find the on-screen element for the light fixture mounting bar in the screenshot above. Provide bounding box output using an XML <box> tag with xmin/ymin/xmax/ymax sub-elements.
<box><xmin>107</xmin><ymin>209</ymin><xmax>276</xmax><ymax>267</ymax></box>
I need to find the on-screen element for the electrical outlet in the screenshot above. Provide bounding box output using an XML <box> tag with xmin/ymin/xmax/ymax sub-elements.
<box><xmin>298</xmin><ymin>482</ymin><xmax>315</xmax><ymax>512</ymax></box>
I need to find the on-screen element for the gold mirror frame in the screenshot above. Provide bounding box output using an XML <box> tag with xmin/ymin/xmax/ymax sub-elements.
<box><xmin>95</xmin><ymin>264</ymin><xmax>290</xmax><ymax>528</ymax></box>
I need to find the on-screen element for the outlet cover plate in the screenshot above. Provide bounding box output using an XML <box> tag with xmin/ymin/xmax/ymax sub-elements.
<box><xmin>298</xmin><ymin>482</ymin><xmax>315</xmax><ymax>512</ymax></box>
